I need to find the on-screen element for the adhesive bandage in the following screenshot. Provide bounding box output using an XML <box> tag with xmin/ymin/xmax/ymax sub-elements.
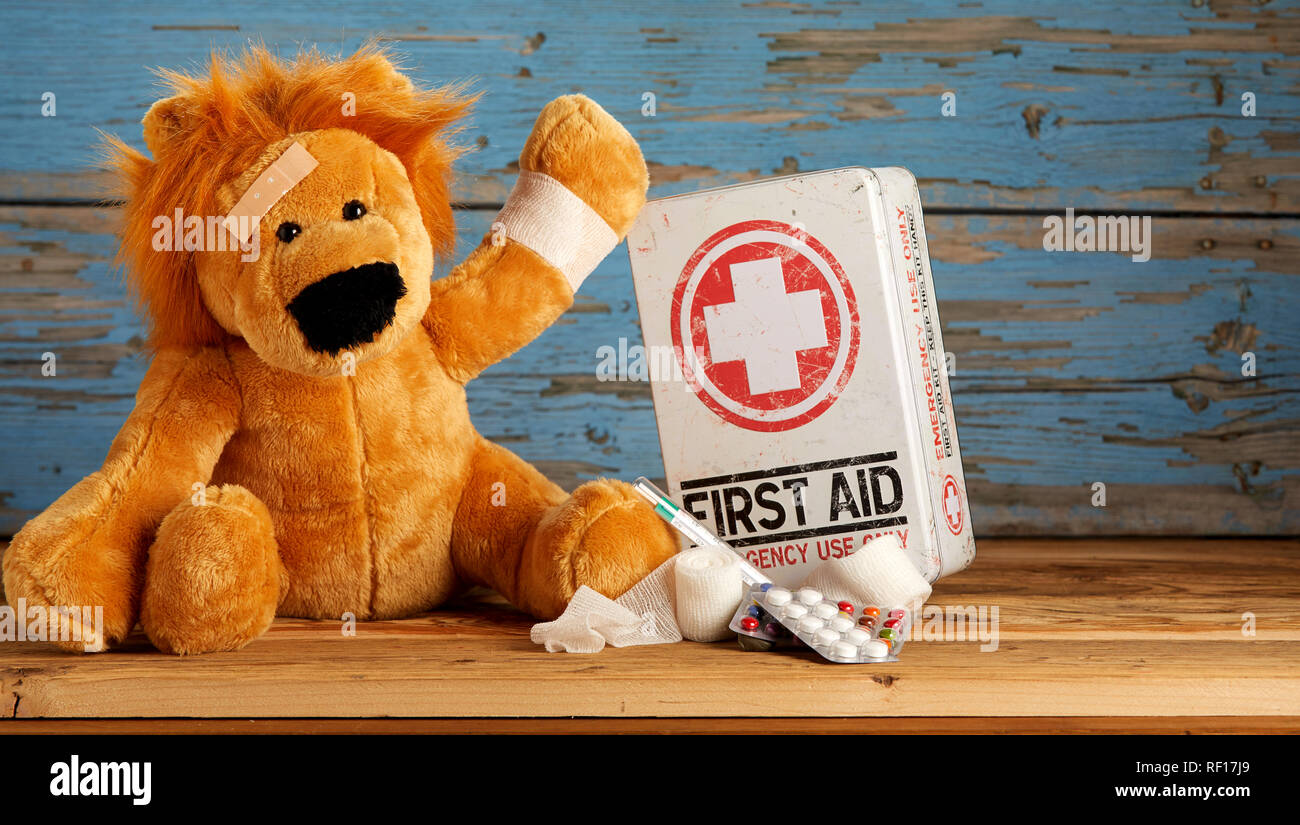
<box><xmin>494</xmin><ymin>170</ymin><xmax>618</xmax><ymax>293</ymax></box>
<box><xmin>223</xmin><ymin>142</ymin><xmax>319</xmax><ymax>245</ymax></box>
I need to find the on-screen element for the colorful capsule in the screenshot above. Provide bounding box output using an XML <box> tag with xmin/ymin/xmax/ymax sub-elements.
<box><xmin>882</xmin><ymin>618</ymin><xmax>901</xmax><ymax>630</ymax></box>
<box><xmin>862</xmin><ymin>606</ymin><xmax>881</xmax><ymax>618</ymax></box>
<box><xmin>740</xmin><ymin>616</ymin><xmax>759</xmax><ymax>631</ymax></box>
<box><xmin>763</xmin><ymin>622</ymin><xmax>782</xmax><ymax>637</ymax></box>
<box><xmin>747</xmin><ymin>605</ymin><xmax>762</xmax><ymax>619</ymax></box>
<box><xmin>878</xmin><ymin>627</ymin><xmax>898</xmax><ymax>642</ymax></box>
<box><xmin>837</xmin><ymin>601</ymin><xmax>854</xmax><ymax>615</ymax></box>
<box><xmin>889</xmin><ymin>608</ymin><xmax>906</xmax><ymax>620</ymax></box>
<box><xmin>857</xmin><ymin>615</ymin><xmax>877</xmax><ymax>629</ymax></box>
<box><xmin>760</xmin><ymin>583</ymin><xmax>773</xmax><ymax>592</ymax></box>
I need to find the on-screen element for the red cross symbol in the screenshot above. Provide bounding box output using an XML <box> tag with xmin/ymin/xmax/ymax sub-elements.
<box><xmin>671</xmin><ymin>220</ymin><xmax>859</xmax><ymax>432</ymax></box>
<box><xmin>942</xmin><ymin>475</ymin><xmax>963</xmax><ymax>535</ymax></box>
<box><xmin>704</xmin><ymin>256</ymin><xmax>828</xmax><ymax>394</ymax></box>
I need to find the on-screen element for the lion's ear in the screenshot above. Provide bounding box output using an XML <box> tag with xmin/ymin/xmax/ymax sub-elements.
<box><xmin>142</xmin><ymin>95</ymin><xmax>195</xmax><ymax>158</ymax></box>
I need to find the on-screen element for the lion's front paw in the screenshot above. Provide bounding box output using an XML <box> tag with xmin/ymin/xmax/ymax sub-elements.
<box><xmin>140</xmin><ymin>485</ymin><xmax>284</xmax><ymax>655</ymax></box>
<box><xmin>518</xmin><ymin>95</ymin><xmax>649</xmax><ymax>238</ymax></box>
<box><xmin>1</xmin><ymin>517</ymin><xmax>138</xmax><ymax>653</ymax></box>
<box><xmin>518</xmin><ymin>478</ymin><xmax>678</xmax><ymax>619</ymax></box>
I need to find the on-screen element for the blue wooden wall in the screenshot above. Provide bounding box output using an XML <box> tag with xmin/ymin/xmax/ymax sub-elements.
<box><xmin>1</xmin><ymin>0</ymin><xmax>1297</xmax><ymax>535</ymax></box>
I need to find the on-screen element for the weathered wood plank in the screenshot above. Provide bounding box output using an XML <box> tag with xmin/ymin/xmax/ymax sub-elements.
<box><xmin>1</xmin><ymin>206</ymin><xmax>1297</xmax><ymax>534</ymax></box>
<box><xmin>2</xmin><ymin>538</ymin><xmax>1297</xmax><ymax>718</ymax></box>
<box><xmin>7</xmin><ymin>640</ymin><xmax>1296</xmax><ymax>718</ymax></box>
<box><xmin>7</xmin><ymin>717</ymin><xmax>1300</xmax><ymax>734</ymax></box>
<box><xmin>1</xmin><ymin>0</ymin><xmax>1297</xmax><ymax>211</ymax></box>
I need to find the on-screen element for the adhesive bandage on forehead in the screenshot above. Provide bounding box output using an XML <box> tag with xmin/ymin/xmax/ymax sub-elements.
<box><xmin>494</xmin><ymin>170</ymin><xmax>619</xmax><ymax>293</ymax></box>
<box><xmin>222</xmin><ymin>141</ymin><xmax>320</xmax><ymax>245</ymax></box>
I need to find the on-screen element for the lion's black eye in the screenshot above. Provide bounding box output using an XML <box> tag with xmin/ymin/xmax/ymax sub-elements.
<box><xmin>343</xmin><ymin>200</ymin><xmax>367</xmax><ymax>221</ymax></box>
<box><xmin>276</xmin><ymin>222</ymin><xmax>301</xmax><ymax>243</ymax></box>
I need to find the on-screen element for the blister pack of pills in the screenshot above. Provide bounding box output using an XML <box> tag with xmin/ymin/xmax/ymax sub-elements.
<box><xmin>729</xmin><ymin>583</ymin><xmax>912</xmax><ymax>663</ymax></box>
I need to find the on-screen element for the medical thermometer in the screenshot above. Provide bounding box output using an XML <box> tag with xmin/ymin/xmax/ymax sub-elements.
<box><xmin>632</xmin><ymin>476</ymin><xmax>768</xmax><ymax>586</ymax></box>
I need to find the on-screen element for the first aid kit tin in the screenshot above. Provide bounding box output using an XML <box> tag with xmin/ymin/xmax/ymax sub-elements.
<box><xmin>627</xmin><ymin>167</ymin><xmax>975</xmax><ymax>586</ymax></box>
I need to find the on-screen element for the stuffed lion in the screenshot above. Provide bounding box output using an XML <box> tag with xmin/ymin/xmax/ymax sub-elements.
<box><xmin>2</xmin><ymin>45</ymin><xmax>678</xmax><ymax>654</ymax></box>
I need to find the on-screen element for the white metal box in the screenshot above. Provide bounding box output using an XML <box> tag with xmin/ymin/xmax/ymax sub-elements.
<box><xmin>627</xmin><ymin>167</ymin><xmax>975</xmax><ymax>585</ymax></box>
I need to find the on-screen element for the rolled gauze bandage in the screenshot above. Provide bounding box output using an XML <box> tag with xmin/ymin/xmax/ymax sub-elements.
<box><xmin>674</xmin><ymin>547</ymin><xmax>745</xmax><ymax>642</ymax></box>
<box><xmin>800</xmin><ymin>535</ymin><xmax>932</xmax><ymax>613</ymax></box>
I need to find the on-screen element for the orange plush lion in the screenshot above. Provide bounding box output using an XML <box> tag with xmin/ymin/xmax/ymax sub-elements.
<box><xmin>2</xmin><ymin>45</ymin><xmax>677</xmax><ymax>654</ymax></box>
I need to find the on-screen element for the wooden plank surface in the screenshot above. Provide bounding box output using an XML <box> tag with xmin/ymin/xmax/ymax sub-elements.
<box><xmin>0</xmin><ymin>1</ymin><xmax>1297</xmax><ymax>213</ymax></box>
<box><xmin>5</xmin><ymin>717</ymin><xmax>1299</xmax><ymax>734</ymax></box>
<box><xmin>2</xmin><ymin>207</ymin><xmax>1296</xmax><ymax>534</ymax></box>
<box><xmin>2</xmin><ymin>538</ymin><xmax>1297</xmax><ymax>720</ymax></box>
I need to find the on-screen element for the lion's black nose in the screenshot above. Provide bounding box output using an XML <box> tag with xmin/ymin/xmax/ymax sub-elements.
<box><xmin>286</xmin><ymin>262</ymin><xmax>407</xmax><ymax>356</ymax></box>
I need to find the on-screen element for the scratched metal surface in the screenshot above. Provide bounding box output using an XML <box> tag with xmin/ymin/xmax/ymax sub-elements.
<box><xmin>0</xmin><ymin>1</ymin><xmax>1297</xmax><ymax>535</ymax></box>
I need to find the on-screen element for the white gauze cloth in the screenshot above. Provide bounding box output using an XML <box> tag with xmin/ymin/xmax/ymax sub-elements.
<box><xmin>530</xmin><ymin>555</ymin><xmax>681</xmax><ymax>653</ymax></box>
<box><xmin>800</xmin><ymin>534</ymin><xmax>932</xmax><ymax>614</ymax></box>
<box><xmin>529</xmin><ymin>547</ymin><xmax>744</xmax><ymax>652</ymax></box>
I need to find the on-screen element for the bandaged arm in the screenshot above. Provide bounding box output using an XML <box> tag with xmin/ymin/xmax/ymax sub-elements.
<box><xmin>423</xmin><ymin>170</ymin><xmax>619</xmax><ymax>383</ymax></box>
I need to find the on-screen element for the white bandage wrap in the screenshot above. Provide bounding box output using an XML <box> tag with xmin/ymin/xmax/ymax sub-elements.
<box><xmin>673</xmin><ymin>547</ymin><xmax>745</xmax><ymax>642</ymax></box>
<box><xmin>495</xmin><ymin>170</ymin><xmax>618</xmax><ymax>292</ymax></box>
<box><xmin>801</xmin><ymin>535</ymin><xmax>932</xmax><ymax>614</ymax></box>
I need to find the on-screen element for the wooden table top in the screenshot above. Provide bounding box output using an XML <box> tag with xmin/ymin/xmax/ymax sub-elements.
<box><xmin>2</xmin><ymin>538</ymin><xmax>1297</xmax><ymax>733</ymax></box>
